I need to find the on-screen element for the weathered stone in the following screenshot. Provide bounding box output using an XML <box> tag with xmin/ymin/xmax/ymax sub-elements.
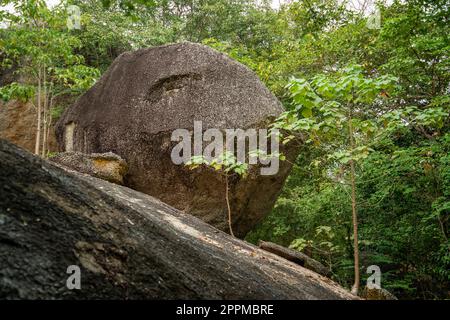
<box><xmin>0</xmin><ymin>139</ymin><xmax>356</xmax><ymax>299</ymax></box>
<box><xmin>55</xmin><ymin>42</ymin><xmax>298</xmax><ymax>237</ymax></box>
<box><xmin>49</xmin><ymin>151</ymin><xmax>128</xmax><ymax>185</ymax></box>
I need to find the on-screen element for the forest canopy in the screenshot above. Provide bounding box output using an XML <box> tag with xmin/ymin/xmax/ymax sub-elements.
<box><xmin>0</xmin><ymin>0</ymin><xmax>449</xmax><ymax>299</ymax></box>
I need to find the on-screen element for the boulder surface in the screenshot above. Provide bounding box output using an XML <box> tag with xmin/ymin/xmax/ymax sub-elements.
<box><xmin>0</xmin><ymin>140</ymin><xmax>355</xmax><ymax>300</ymax></box>
<box><xmin>55</xmin><ymin>42</ymin><xmax>297</xmax><ymax>237</ymax></box>
<box><xmin>49</xmin><ymin>151</ymin><xmax>128</xmax><ymax>185</ymax></box>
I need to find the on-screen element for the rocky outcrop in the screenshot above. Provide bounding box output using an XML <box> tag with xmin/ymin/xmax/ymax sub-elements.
<box><xmin>0</xmin><ymin>140</ymin><xmax>355</xmax><ymax>299</ymax></box>
<box><xmin>0</xmin><ymin>100</ymin><xmax>57</xmax><ymax>154</ymax></box>
<box><xmin>259</xmin><ymin>241</ymin><xmax>331</xmax><ymax>277</ymax></box>
<box><xmin>55</xmin><ymin>42</ymin><xmax>298</xmax><ymax>238</ymax></box>
<box><xmin>49</xmin><ymin>152</ymin><xmax>128</xmax><ymax>185</ymax></box>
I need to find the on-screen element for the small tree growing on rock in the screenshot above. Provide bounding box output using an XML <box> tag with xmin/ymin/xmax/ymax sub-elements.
<box><xmin>186</xmin><ymin>151</ymin><xmax>249</xmax><ymax>237</ymax></box>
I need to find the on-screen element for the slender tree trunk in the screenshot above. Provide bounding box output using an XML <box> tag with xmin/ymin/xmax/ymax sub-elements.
<box><xmin>225</xmin><ymin>173</ymin><xmax>234</xmax><ymax>237</ymax></box>
<box><xmin>41</xmin><ymin>67</ymin><xmax>47</xmax><ymax>157</ymax></box>
<box><xmin>348</xmin><ymin>109</ymin><xmax>360</xmax><ymax>296</ymax></box>
<box><xmin>46</xmin><ymin>95</ymin><xmax>53</xmax><ymax>155</ymax></box>
<box><xmin>34</xmin><ymin>68</ymin><xmax>42</xmax><ymax>156</ymax></box>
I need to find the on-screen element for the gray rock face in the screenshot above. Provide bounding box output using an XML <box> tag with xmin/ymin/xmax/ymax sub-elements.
<box><xmin>0</xmin><ymin>139</ymin><xmax>355</xmax><ymax>299</ymax></box>
<box><xmin>55</xmin><ymin>42</ymin><xmax>297</xmax><ymax>237</ymax></box>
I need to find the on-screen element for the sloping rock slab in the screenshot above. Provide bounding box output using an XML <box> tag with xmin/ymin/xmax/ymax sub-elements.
<box><xmin>0</xmin><ymin>140</ymin><xmax>355</xmax><ymax>299</ymax></box>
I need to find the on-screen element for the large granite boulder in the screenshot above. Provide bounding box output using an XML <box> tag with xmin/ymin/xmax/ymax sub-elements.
<box><xmin>55</xmin><ymin>42</ymin><xmax>297</xmax><ymax>237</ymax></box>
<box><xmin>49</xmin><ymin>152</ymin><xmax>128</xmax><ymax>185</ymax></box>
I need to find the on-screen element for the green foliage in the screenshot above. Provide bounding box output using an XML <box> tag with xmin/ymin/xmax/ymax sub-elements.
<box><xmin>1</xmin><ymin>0</ymin><xmax>448</xmax><ymax>299</ymax></box>
<box><xmin>71</xmin><ymin>0</ymin><xmax>182</xmax><ymax>71</ymax></box>
<box><xmin>53</xmin><ymin>65</ymin><xmax>100</xmax><ymax>91</ymax></box>
<box><xmin>186</xmin><ymin>151</ymin><xmax>249</xmax><ymax>178</ymax></box>
<box><xmin>0</xmin><ymin>82</ymin><xmax>35</xmax><ymax>102</ymax></box>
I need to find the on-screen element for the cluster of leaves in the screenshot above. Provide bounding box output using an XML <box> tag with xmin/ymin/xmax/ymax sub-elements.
<box><xmin>272</xmin><ymin>65</ymin><xmax>398</xmax><ymax>166</ymax></box>
<box><xmin>0</xmin><ymin>0</ymin><xmax>100</xmax><ymax>102</ymax></box>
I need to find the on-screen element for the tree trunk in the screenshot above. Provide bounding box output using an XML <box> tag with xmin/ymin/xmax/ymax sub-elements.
<box><xmin>349</xmin><ymin>158</ymin><xmax>359</xmax><ymax>295</ymax></box>
<box><xmin>348</xmin><ymin>109</ymin><xmax>360</xmax><ymax>296</ymax></box>
<box><xmin>0</xmin><ymin>140</ymin><xmax>357</xmax><ymax>300</ymax></box>
<box><xmin>46</xmin><ymin>89</ymin><xmax>55</xmax><ymax>155</ymax></box>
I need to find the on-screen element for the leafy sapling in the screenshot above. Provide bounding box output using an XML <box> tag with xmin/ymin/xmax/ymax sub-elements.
<box><xmin>186</xmin><ymin>151</ymin><xmax>248</xmax><ymax>237</ymax></box>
